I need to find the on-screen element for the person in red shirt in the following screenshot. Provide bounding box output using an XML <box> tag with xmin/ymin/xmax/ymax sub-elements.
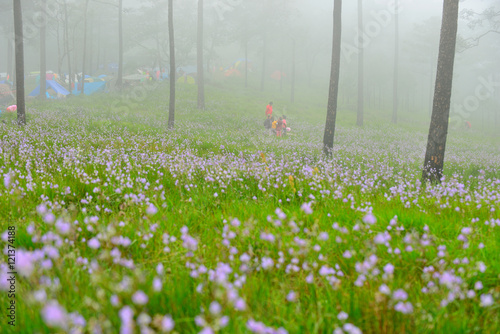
<box><xmin>265</xmin><ymin>102</ymin><xmax>273</xmax><ymax>117</ymax></box>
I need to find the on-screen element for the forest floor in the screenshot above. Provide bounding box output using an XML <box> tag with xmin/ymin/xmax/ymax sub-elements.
<box><xmin>0</xmin><ymin>84</ymin><xmax>499</xmax><ymax>333</ymax></box>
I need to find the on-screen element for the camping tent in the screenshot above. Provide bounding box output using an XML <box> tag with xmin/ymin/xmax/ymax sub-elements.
<box><xmin>29</xmin><ymin>80</ymin><xmax>70</xmax><ymax>98</ymax></box>
<box><xmin>177</xmin><ymin>74</ymin><xmax>195</xmax><ymax>84</ymax></box>
<box><xmin>233</xmin><ymin>58</ymin><xmax>252</xmax><ymax>71</ymax></box>
<box><xmin>72</xmin><ymin>81</ymin><xmax>107</xmax><ymax>95</ymax></box>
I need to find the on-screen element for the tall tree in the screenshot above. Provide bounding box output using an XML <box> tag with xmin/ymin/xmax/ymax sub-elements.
<box><xmin>81</xmin><ymin>0</ymin><xmax>90</xmax><ymax>95</ymax></box>
<box><xmin>7</xmin><ymin>31</ymin><xmax>13</xmax><ymax>80</ymax></box>
<box><xmin>392</xmin><ymin>0</ymin><xmax>399</xmax><ymax>124</ymax></box>
<box><xmin>116</xmin><ymin>0</ymin><xmax>123</xmax><ymax>90</ymax></box>
<box><xmin>422</xmin><ymin>0</ymin><xmax>460</xmax><ymax>182</ymax></box>
<box><xmin>323</xmin><ymin>0</ymin><xmax>342</xmax><ymax>155</ymax></box>
<box><xmin>13</xmin><ymin>0</ymin><xmax>26</xmax><ymax>125</ymax></box>
<box><xmin>357</xmin><ymin>0</ymin><xmax>364</xmax><ymax>126</ymax></box>
<box><xmin>64</xmin><ymin>0</ymin><xmax>72</xmax><ymax>93</ymax></box>
<box><xmin>197</xmin><ymin>0</ymin><xmax>205</xmax><ymax>110</ymax></box>
<box><xmin>291</xmin><ymin>38</ymin><xmax>296</xmax><ymax>103</ymax></box>
<box><xmin>260</xmin><ymin>34</ymin><xmax>267</xmax><ymax>92</ymax></box>
<box><xmin>40</xmin><ymin>0</ymin><xmax>46</xmax><ymax>100</ymax></box>
<box><xmin>168</xmin><ymin>0</ymin><xmax>176</xmax><ymax>129</ymax></box>
<box><xmin>244</xmin><ymin>15</ymin><xmax>249</xmax><ymax>89</ymax></box>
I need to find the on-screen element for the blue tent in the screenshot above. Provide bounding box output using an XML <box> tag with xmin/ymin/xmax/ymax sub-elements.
<box><xmin>29</xmin><ymin>80</ymin><xmax>70</xmax><ymax>98</ymax></box>
<box><xmin>72</xmin><ymin>81</ymin><xmax>106</xmax><ymax>96</ymax></box>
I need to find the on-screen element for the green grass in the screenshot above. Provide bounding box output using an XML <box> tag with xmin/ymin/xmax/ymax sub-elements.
<box><xmin>0</xmin><ymin>82</ymin><xmax>499</xmax><ymax>333</ymax></box>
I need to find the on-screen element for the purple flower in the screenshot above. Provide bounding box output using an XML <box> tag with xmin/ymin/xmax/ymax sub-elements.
<box><xmin>153</xmin><ymin>277</ymin><xmax>162</xmax><ymax>292</ymax></box>
<box><xmin>209</xmin><ymin>301</ymin><xmax>222</xmax><ymax>315</ymax></box>
<box><xmin>286</xmin><ymin>291</ymin><xmax>297</xmax><ymax>302</ymax></box>
<box><xmin>132</xmin><ymin>290</ymin><xmax>149</xmax><ymax>305</ymax></box>
<box><xmin>146</xmin><ymin>203</ymin><xmax>158</xmax><ymax>215</ymax></box>
<box><xmin>363</xmin><ymin>213</ymin><xmax>377</xmax><ymax>225</ymax></box>
<box><xmin>261</xmin><ymin>257</ymin><xmax>274</xmax><ymax>270</ymax></box>
<box><xmin>480</xmin><ymin>294</ymin><xmax>494</xmax><ymax>307</ymax></box>
<box><xmin>41</xmin><ymin>300</ymin><xmax>68</xmax><ymax>329</ymax></box>
<box><xmin>119</xmin><ymin>306</ymin><xmax>134</xmax><ymax>334</ymax></box>
<box><xmin>337</xmin><ymin>311</ymin><xmax>348</xmax><ymax>321</ymax></box>
<box><xmin>161</xmin><ymin>315</ymin><xmax>175</xmax><ymax>332</ymax></box>
<box><xmin>301</xmin><ymin>202</ymin><xmax>313</xmax><ymax>215</ymax></box>
<box><xmin>87</xmin><ymin>238</ymin><xmax>100</xmax><ymax>249</ymax></box>
<box><xmin>383</xmin><ymin>263</ymin><xmax>394</xmax><ymax>275</ymax></box>
<box><xmin>393</xmin><ymin>289</ymin><xmax>408</xmax><ymax>301</ymax></box>
<box><xmin>394</xmin><ymin>302</ymin><xmax>413</xmax><ymax>314</ymax></box>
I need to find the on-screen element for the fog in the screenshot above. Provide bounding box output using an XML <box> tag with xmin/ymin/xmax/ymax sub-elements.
<box><xmin>0</xmin><ymin>0</ymin><xmax>499</xmax><ymax>132</ymax></box>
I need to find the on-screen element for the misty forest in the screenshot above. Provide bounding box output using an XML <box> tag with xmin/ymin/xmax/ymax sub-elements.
<box><xmin>1</xmin><ymin>0</ymin><xmax>499</xmax><ymax>333</ymax></box>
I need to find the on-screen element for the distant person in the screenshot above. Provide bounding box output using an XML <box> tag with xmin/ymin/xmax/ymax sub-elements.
<box><xmin>264</xmin><ymin>114</ymin><xmax>272</xmax><ymax>130</ymax></box>
<box><xmin>282</xmin><ymin>115</ymin><xmax>287</xmax><ymax>136</ymax></box>
<box><xmin>271</xmin><ymin>116</ymin><xmax>277</xmax><ymax>135</ymax></box>
<box><xmin>265</xmin><ymin>102</ymin><xmax>273</xmax><ymax>117</ymax></box>
<box><xmin>276</xmin><ymin>117</ymin><xmax>284</xmax><ymax>137</ymax></box>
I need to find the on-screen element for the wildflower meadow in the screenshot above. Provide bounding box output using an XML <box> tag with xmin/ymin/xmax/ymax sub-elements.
<box><xmin>0</xmin><ymin>86</ymin><xmax>499</xmax><ymax>333</ymax></box>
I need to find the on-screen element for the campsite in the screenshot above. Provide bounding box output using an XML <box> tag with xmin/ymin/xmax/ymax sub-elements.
<box><xmin>0</xmin><ymin>1</ymin><xmax>499</xmax><ymax>333</ymax></box>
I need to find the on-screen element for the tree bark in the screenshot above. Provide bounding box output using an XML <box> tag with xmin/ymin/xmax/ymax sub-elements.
<box><xmin>422</xmin><ymin>0</ymin><xmax>460</xmax><ymax>183</ymax></box>
<box><xmin>197</xmin><ymin>0</ymin><xmax>205</xmax><ymax>110</ymax></box>
<box><xmin>291</xmin><ymin>38</ymin><xmax>295</xmax><ymax>103</ymax></box>
<box><xmin>392</xmin><ymin>0</ymin><xmax>399</xmax><ymax>124</ymax></box>
<box><xmin>168</xmin><ymin>0</ymin><xmax>176</xmax><ymax>129</ymax></box>
<box><xmin>260</xmin><ymin>34</ymin><xmax>267</xmax><ymax>92</ymax></box>
<box><xmin>323</xmin><ymin>0</ymin><xmax>342</xmax><ymax>156</ymax></box>
<box><xmin>64</xmin><ymin>0</ymin><xmax>72</xmax><ymax>93</ymax></box>
<box><xmin>116</xmin><ymin>0</ymin><xmax>123</xmax><ymax>90</ymax></box>
<box><xmin>13</xmin><ymin>0</ymin><xmax>26</xmax><ymax>125</ymax></box>
<box><xmin>81</xmin><ymin>0</ymin><xmax>89</xmax><ymax>95</ymax></box>
<box><xmin>89</xmin><ymin>15</ymin><xmax>94</xmax><ymax>76</ymax></box>
<box><xmin>56</xmin><ymin>20</ymin><xmax>63</xmax><ymax>78</ymax></box>
<box><xmin>156</xmin><ymin>34</ymin><xmax>162</xmax><ymax>80</ymax></box>
<box><xmin>39</xmin><ymin>0</ymin><xmax>46</xmax><ymax>100</ymax></box>
<box><xmin>244</xmin><ymin>16</ymin><xmax>248</xmax><ymax>89</ymax></box>
<box><xmin>357</xmin><ymin>0</ymin><xmax>364</xmax><ymax>126</ymax></box>
<box><xmin>7</xmin><ymin>26</ymin><xmax>13</xmax><ymax>81</ymax></box>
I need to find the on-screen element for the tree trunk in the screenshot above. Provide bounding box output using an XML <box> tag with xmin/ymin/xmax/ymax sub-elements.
<box><xmin>168</xmin><ymin>0</ymin><xmax>176</xmax><ymax>129</ymax></box>
<box><xmin>64</xmin><ymin>1</ymin><xmax>72</xmax><ymax>93</ymax></box>
<box><xmin>56</xmin><ymin>21</ymin><xmax>63</xmax><ymax>78</ymax></box>
<box><xmin>323</xmin><ymin>0</ymin><xmax>342</xmax><ymax>156</ymax></box>
<box><xmin>156</xmin><ymin>34</ymin><xmax>162</xmax><ymax>80</ymax></box>
<box><xmin>40</xmin><ymin>0</ymin><xmax>46</xmax><ymax>100</ymax></box>
<box><xmin>422</xmin><ymin>0</ymin><xmax>460</xmax><ymax>183</ymax></box>
<box><xmin>81</xmin><ymin>0</ymin><xmax>89</xmax><ymax>95</ymax></box>
<box><xmin>291</xmin><ymin>38</ymin><xmax>296</xmax><ymax>103</ymax></box>
<box><xmin>116</xmin><ymin>0</ymin><xmax>123</xmax><ymax>90</ymax></box>
<box><xmin>392</xmin><ymin>0</ymin><xmax>399</xmax><ymax>124</ymax></box>
<box><xmin>244</xmin><ymin>17</ymin><xmax>248</xmax><ymax>89</ymax></box>
<box><xmin>197</xmin><ymin>0</ymin><xmax>205</xmax><ymax>110</ymax></box>
<box><xmin>428</xmin><ymin>60</ymin><xmax>433</xmax><ymax>116</ymax></box>
<box><xmin>13</xmin><ymin>0</ymin><xmax>26</xmax><ymax>125</ymax></box>
<box><xmin>89</xmin><ymin>16</ymin><xmax>94</xmax><ymax>76</ymax></box>
<box><xmin>261</xmin><ymin>34</ymin><xmax>267</xmax><ymax>92</ymax></box>
<box><xmin>7</xmin><ymin>25</ymin><xmax>13</xmax><ymax>81</ymax></box>
<box><xmin>357</xmin><ymin>0</ymin><xmax>364</xmax><ymax>126</ymax></box>
<box><xmin>97</xmin><ymin>17</ymin><xmax>101</xmax><ymax>74</ymax></box>
<box><xmin>280</xmin><ymin>44</ymin><xmax>283</xmax><ymax>92</ymax></box>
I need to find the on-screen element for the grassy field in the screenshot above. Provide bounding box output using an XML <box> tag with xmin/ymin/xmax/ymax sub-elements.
<box><xmin>0</xmin><ymin>82</ymin><xmax>499</xmax><ymax>333</ymax></box>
